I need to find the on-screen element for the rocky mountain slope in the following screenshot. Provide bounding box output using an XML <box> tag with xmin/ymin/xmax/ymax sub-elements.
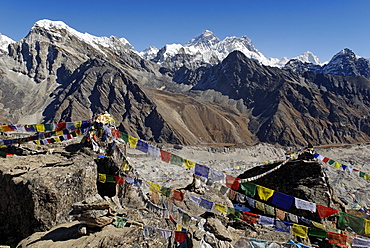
<box><xmin>1</xmin><ymin>20</ymin><xmax>370</xmax><ymax>146</ymax></box>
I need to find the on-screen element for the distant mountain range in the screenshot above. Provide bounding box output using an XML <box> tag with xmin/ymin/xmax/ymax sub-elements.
<box><xmin>1</xmin><ymin>19</ymin><xmax>370</xmax><ymax>146</ymax></box>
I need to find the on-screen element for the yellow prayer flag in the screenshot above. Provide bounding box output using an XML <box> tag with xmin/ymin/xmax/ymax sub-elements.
<box><xmin>365</xmin><ymin>219</ymin><xmax>370</xmax><ymax>236</ymax></box>
<box><xmin>292</xmin><ymin>224</ymin><xmax>308</xmax><ymax>239</ymax></box>
<box><xmin>184</xmin><ymin>159</ymin><xmax>196</xmax><ymax>169</ymax></box>
<box><xmin>257</xmin><ymin>185</ymin><xmax>274</xmax><ymax>201</ymax></box>
<box><xmin>312</xmin><ymin>221</ymin><xmax>326</xmax><ymax>231</ymax></box>
<box><xmin>128</xmin><ymin>136</ymin><xmax>138</xmax><ymax>148</ymax></box>
<box><xmin>122</xmin><ymin>160</ymin><xmax>130</xmax><ymax>171</ymax></box>
<box><xmin>35</xmin><ymin>124</ymin><xmax>45</xmax><ymax>133</ymax></box>
<box><xmin>215</xmin><ymin>203</ymin><xmax>227</xmax><ymax>214</ymax></box>
<box><xmin>56</xmin><ymin>130</ymin><xmax>64</xmax><ymax>136</ymax></box>
<box><xmin>176</xmin><ymin>224</ymin><xmax>182</xmax><ymax>231</ymax></box>
<box><xmin>148</xmin><ymin>181</ymin><xmax>161</xmax><ymax>193</ymax></box>
<box><xmin>54</xmin><ymin>137</ymin><xmax>60</xmax><ymax>142</ymax></box>
<box><xmin>98</xmin><ymin>173</ymin><xmax>106</xmax><ymax>183</ymax></box>
<box><xmin>365</xmin><ymin>174</ymin><xmax>370</xmax><ymax>180</ymax></box>
<box><xmin>334</xmin><ymin>162</ymin><xmax>341</xmax><ymax>169</ymax></box>
<box><xmin>75</xmin><ymin>121</ymin><xmax>82</xmax><ymax>128</ymax></box>
<box><xmin>34</xmin><ymin>140</ymin><xmax>41</xmax><ymax>145</ymax></box>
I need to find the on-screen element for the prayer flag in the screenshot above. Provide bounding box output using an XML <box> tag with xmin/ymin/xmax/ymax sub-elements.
<box><xmin>316</xmin><ymin>204</ymin><xmax>339</xmax><ymax>219</ymax></box>
<box><xmin>160</xmin><ymin>149</ymin><xmax>171</xmax><ymax>163</ymax></box>
<box><xmin>98</xmin><ymin>174</ymin><xmax>106</xmax><ymax>183</ymax></box>
<box><xmin>128</xmin><ymin>136</ymin><xmax>138</xmax><ymax>148</ymax></box>
<box><xmin>337</xmin><ymin>212</ymin><xmax>365</xmax><ymax>234</ymax></box>
<box><xmin>257</xmin><ymin>185</ymin><xmax>274</xmax><ymax>201</ymax></box>
<box><xmin>199</xmin><ymin>198</ymin><xmax>213</xmax><ymax>211</ymax></box>
<box><xmin>240</xmin><ymin>182</ymin><xmax>257</xmax><ymax>197</ymax></box>
<box><xmin>312</xmin><ymin>221</ymin><xmax>326</xmax><ymax>230</ymax></box>
<box><xmin>170</xmin><ymin>154</ymin><xmax>184</xmax><ymax>166</ymax></box>
<box><xmin>275</xmin><ymin>208</ymin><xmax>286</xmax><ymax>221</ymax></box>
<box><xmin>259</xmin><ymin>216</ymin><xmax>274</xmax><ymax>226</ymax></box>
<box><xmin>184</xmin><ymin>159</ymin><xmax>195</xmax><ymax>169</ymax></box>
<box><xmin>174</xmin><ymin>231</ymin><xmax>187</xmax><ymax>243</ymax></box>
<box><xmin>215</xmin><ymin>203</ymin><xmax>227</xmax><ymax>214</ymax></box>
<box><xmin>172</xmin><ymin>190</ymin><xmax>184</xmax><ymax>202</ymax></box>
<box><xmin>295</xmin><ymin>198</ymin><xmax>316</xmax><ymax>213</ymax></box>
<box><xmin>272</xmin><ymin>191</ymin><xmax>294</xmax><ymax>210</ymax></box>
<box><xmin>114</xmin><ymin>176</ymin><xmax>125</xmax><ymax>185</ymax></box>
<box><xmin>327</xmin><ymin>232</ymin><xmax>347</xmax><ymax>247</ymax></box>
<box><xmin>120</xmin><ymin>132</ymin><xmax>129</xmax><ymax>142</ymax></box>
<box><xmin>328</xmin><ymin>159</ymin><xmax>335</xmax><ymax>165</ymax></box>
<box><xmin>136</xmin><ymin>140</ymin><xmax>149</xmax><ymax>153</ymax></box>
<box><xmin>160</xmin><ymin>187</ymin><xmax>172</xmax><ymax>197</ymax></box>
<box><xmin>106</xmin><ymin>175</ymin><xmax>115</xmax><ymax>183</ymax></box>
<box><xmin>365</xmin><ymin>219</ymin><xmax>370</xmax><ymax>236</ymax></box>
<box><xmin>241</xmin><ymin>211</ymin><xmax>258</xmax><ymax>223</ymax></box>
<box><xmin>208</xmin><ymin>168</ymin><xmax>225</xmax><ymax>183</ymax></box>
<box><xmin>158</xmin><ymin>228</ymin><xmax>172</xmax><ymax>240</ymax></box>
<box><xmin>225</xmin><ymin>175</ymin><xmax>240</xmax><ymax>190</ymax></box>
<box><xmin>255</xmin><ymin>200</ymin><xmax>265</xmax><ymax>212</ymax></box>
<box><xmin>194</xmin><ymin>164</ymin><xmax>210</xmax><ymax>178</ymax></box>
<box><xmin>292</xmin><ymin>224</ymin><xmax>308</xmax><ymax>239</ymax></box>
<box><xmin>352</xmin><ymin>237</ymin><xmax>370</xmax><ymax>248</ymax></box>
<box><xmin>35</xmin><ymin>124</ymin><xmax>45</xmax><ymax>132</ymax></box>
<box><xmin>309</xmin><ymin>227</ymin><xmax>327</xmax><ymax>238</ymax></box>
<box><xmin>274</xmin><ymin>220</ymin><xmax>291</xmax><ymax>233</ymax></box>
<box><xmin>227</xmin><ymin>207</ymin><xmax>241</xmax><ymax>220</ymax></box>
<box><xmin>148</xmin><ymin>182</ymin><xmax>161</xmax><ymax>193</ymax></box>
<box><xmin>147</xmin><ymin>145</ymin><xmax>160</xmax><ymax>158</ymax></box>
<box><xmin>322</xmin><ymin>157</ymin><xmax>330</xmax><ymax>163</ymax></box>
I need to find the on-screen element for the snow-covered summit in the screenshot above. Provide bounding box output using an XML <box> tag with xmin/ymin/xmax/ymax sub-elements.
<box><xmin>294</xmin><ymin>51</ymin><xmax>322</xmax><ymax>65</ymax></box>
<box><xmin>32</xmin><ymin>19</ymin><xmax>134</xmax><ymax>52</ymax></box>
<box><xmin>0</xmin><ymin>34</ymin><xmax>15</xmax><ymax>53</ymax></box>
<box><xmin>185</xmin><ymin>30</ymin><xmax>220</xmax><ymax>49</ymax></box>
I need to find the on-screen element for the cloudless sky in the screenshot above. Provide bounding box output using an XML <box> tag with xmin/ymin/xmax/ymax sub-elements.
<box><xmin>0</xmin><ymin>0</ymin><xmax>369</xmax><ymax>62</ymax></box>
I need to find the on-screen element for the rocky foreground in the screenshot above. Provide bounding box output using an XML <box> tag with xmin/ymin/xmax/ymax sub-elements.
<box><xmin>0</xmin><ymin>136</ymin><xmax>370</xmax><ymax>247</ymax></box>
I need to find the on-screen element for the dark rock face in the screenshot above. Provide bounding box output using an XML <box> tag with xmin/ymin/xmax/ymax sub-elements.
<box><xmin>0</xmin><ymin>145</ymin><xmax>97</xmax><ymax>245</ymax></box>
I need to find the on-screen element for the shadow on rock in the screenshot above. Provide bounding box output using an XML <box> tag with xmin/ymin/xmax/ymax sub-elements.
<box><xmin>27</xmin><ymin>223</ymin><xmax>84</xmax><ymax>245</ymax></box>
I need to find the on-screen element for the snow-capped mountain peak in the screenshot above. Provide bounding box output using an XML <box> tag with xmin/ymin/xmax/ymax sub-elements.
<box><xmin>0</xmin><ymin>33</ymin><xmax>15</xmax><ymax>53</ymax></box>
<box><xmin>31</xmin><ymin>19</ymin><xmax>134</xmax><ymax>53</ymax></box>
<box><xmin>294</xmin><ymin>51</ymin><xmax>321</xmax><ymax>65</ymax></box>
<box><xmin>139</xmin><ymin>46</ymin><xmax>159</xmax><ymax>60</ymax></box>
<box><xmin>185</xmin><ymin>30</ymin><xmax>220</xmax><ymax>48</ymax></box>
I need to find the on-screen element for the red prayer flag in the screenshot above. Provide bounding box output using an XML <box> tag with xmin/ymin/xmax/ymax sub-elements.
<box><xmin>55</xmin><ymin>122</ymin><xmax>66</xmax><ymax>132</ymax></box>
<box><xmin>241</xmin><ymin>211</ymin><xmax>258</xmax><ymax>223</ymax></box>
<box><xmin>226</xmin><ymin>175</ymin><xmax>241</xmax><ymax>190</ymax></box>
<box><xmin>317</xmin><ymin>204</ymin><xmax>339</xmax><ymax>219</ymax></box>
<box><xmin>160</xmin><ymin>149</ymin><xmax>171</xmax><ymax>163</ymax></box>
<box><xmin>114</xmin><ymin>176</ymin><xmax>125</xmax><ymax>185</ymax></box>
<box><xmin>322</xmin><ymin>157</ymin><xmax>330</xmax><ymax>163</ymax></box>
<box><xmin>174</xmin><ymin>230</ymin><xmax>187</xmax><ymax>243</ymax></box>
<box><xmin>327</xmin><ymin>232</ymin><xmax>347</xmax><ymax>247</ymax></box>
<box><xmin>169</xmin><ymin>215</ymin><xmax>175</xmax><ymax>223</ymax></box>
<box><xmin>171</xmin><ymin>190</ymin><xmax>184</xmax><ymax>202</ymax></box>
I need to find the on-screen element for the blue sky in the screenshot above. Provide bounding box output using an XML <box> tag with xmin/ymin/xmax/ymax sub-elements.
<box><xmin>1</xmin><ymin>0</ymin><xmax>369</xmax><ymax>62</ymax></box>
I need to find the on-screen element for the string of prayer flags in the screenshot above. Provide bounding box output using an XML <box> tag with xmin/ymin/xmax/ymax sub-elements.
<box><xmin>316</xmin><ymin>204</ymin><xmax>339</xmax><ymax>219</ymax></box>
<box><xmin>327</xmin><ymin>232</ymin><xmax>347</xmax><ymax>247</ymax></box>
<box><xmin>257</xmin><ymin>185</ymin><xmax>275</xmax><ymax>201</ymax></box>
<box><xmin>292</xmin><ymin>224</ymin><xmax>309</xmax><ymax>239</ymax></box>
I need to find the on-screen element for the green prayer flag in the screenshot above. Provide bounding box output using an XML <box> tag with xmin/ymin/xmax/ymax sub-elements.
<box><xmin>240</xmin><ymin>182</ymin><xmax>257</xmax><ymax>197</ymax></box>
<box><xmin>114</xmin><ymin>216</ymin><xmax>127</xmax><ymax>228</ymax></box>
<box><xmin>360</xmin><ymin>171</ymin><xmax>365</xmax><ymax>178</ymax></box>
<box><xmin>328</xmin><ymin>160</ymin><xmax>335</xmax><ymax>165</ymax></box>
<box><xmin>106</xmin><ymin>175</ymin><xmax>115</xmax><ymax>183</ymax></box>
<box><xmin>160</xmin><ymin>186</ymin><xmax>172</xmax><ymax>197</ymax></box>
<box><xmin>309</xmin><ymin>227</ymin><xmax>327</xmax><ymax>238</ymax></box>
<box><xmin>337</xmin><ymin>212</ymin><xmax>365</xmax><ymax>234</ymax></box>
<box><xmin>227</xmin><ymin>207</ymin><xmax>241</xmax><ymax>220</ymax></box>
<box><xmin>170</xmin><ymin>154</ymin><xmax>184</xmax><ymax>166</ymax></box>
<box><xmin>121</xmin><ymin>132</ymin><xmax>129</xmax><ymax>143</ymax></box>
